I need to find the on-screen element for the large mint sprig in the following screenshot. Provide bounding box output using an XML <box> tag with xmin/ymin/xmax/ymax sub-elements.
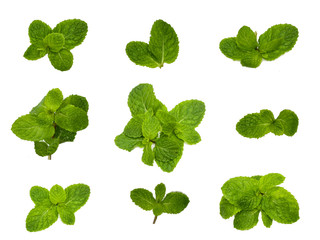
<box><xmin>114</xmin><ymin>84</ymin><xmax>205</xmax><ymax>172</ymax></box>
<box><xmin>131</xmin><ymin>183</ymin><xmax>189</xmax><ymax>224</ymax></box>
<box><xmin>220</xmin><ymin>173</ymin><xmax>299</xmax><ymax>230</ymax></box>
<box><xmin>11</xmin><ymin>88</ymin><xmax>89</xmax><ymax>159</ymax></box>
<box><xmin>24</xmin><ymin>19</ymin><xmax>88</xmax><ymax>71</ymax></box>
<box><xmin>126</xmin><ymin>19</ymin><xmax>179</xmax><ymax>68</ymax></box>
<box><xmin>26</xmin><ymin>184</ymin><xmax>90</xmax><ymax>232</ymax></box>
<box><xmin>219</xmin><ymin>24</ymin><xmax>298</xmax><ymax>68</ymax></box>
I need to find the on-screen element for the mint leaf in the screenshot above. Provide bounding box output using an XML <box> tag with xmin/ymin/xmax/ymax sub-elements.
<box><xmin>114</xmin><ymin>133</ymin><xmax>144</xmax><ymax>151</ymax></box>
<box><xmin>142</xmin><ymin>142</ymin><xmax>155</xmax><ymax>166</ymax></box>
<box><xmin>155</xmin><ymin>183</ymin><xmax>166</xmax><ymax>202</ymax></box>
<box><xmin>130</xmin><ymin>188</ymin><xmax>156</xmax><ymax>211</ymax></box>
<box><xmin>49</xmin><ymin>184</ymin><xmax>67</xmax><ymax>204</ymax></box>
<box><xmin>175</xmin><ymin>124</ymin><xmax>201</xmax><ymax>144</ymax></box>
<box><xmin>28</xmin><ymin>20</ymin><xmax>52</xmax><ymax>44</ymax></box>
<box><xmin>259</xmin><ymin>173</ymin><xmax>285</xmax><ymax>193</ymax></box>
<box><xmin>153</xmin><ymin>204</ymin><xmax>164</xmax><ymax>216</ymax></box>
<box><xmin>219</xmin><ymin>37</ymin><xmax>246</xmax><ymax>60</ymax></box>
<box><xmin>240</xmin><ymin>51</ymin><xmax>262</xmax><ymax>68</ymax></box>
<box><xmin>233</xmin><ymin>209</ymin><xmax>260</xmax><ymax>230</ymax></box>
<box><xmin>270</xmin><ymin>119</ymin><xmax>284</xmax><ymax>136</ymax></box>
<box><xmin>126</xmin><ymin>41</ymin><xmax>160</xmax><ymax>68</ymax></box>
<box><xmin>64</xmin><ymin>184</ymin><xmax>90</xmax><ymax>213</ymax></box>
<box><xmin>262</xmin><ymin>187</ymin><xmax>299</xmax><ymax>224</ymax></box>
<box><xmin>57</xmin><ymin>205</ymin><xmax>75</xmax><ymax>225</ymax></box>
<box><xmin>34</xmin><ymin>139</ymin><xmax>59</xmax><ymax>157</ymax></box>
<box><xmin>59</xmin><ymin>95</ymin><xmax>89</xmax><ymax>113</ymax></box>
<box><xmin>236</xmin><ymin>26</ymin><xmax>258</xmax><ymax>50</ymax></box>
<box><xmin>276</xmin><ymin>109</ymin><xmax>299</xmax><ymax>136</ymax></box>
<box><xmin>259</xmin><ymin>24</ymin><xmax>299</xmax><ymax>60</ymax></box>
<box><xmin>44</xmin><ymin>88</ymin><xmax>63</xmax><ymax>112</ymax></box>
<box><xmin>53</xmin><ymin>19</ymin><xmax>88</xmax><ymax>50</ymax></box>
<box><xmin>55</xmin><ymin>105</ymin><xmax>88</xmax><ymax>132</ymax></box>
<box><xmin>30</xmin><ymin>186</ymin><xmax>51</xmax><ymax>207</ymax></box>
<box><xmin>11</xmin><ymin>114</ymin><xmax>55</xmax><ymax>141</ymax></box>
<box><xmin>26</xmin><ymin>205</ymin><xmax>58</xmax><ymax>232</ymax></box>
<box><xmin>124</xmin><ymin>115</ymin><xmax>144</xmax><ymax>138</ymax></box>
<box><xmin>48</xmin><ymin>49</ymin><xmax>73</xmax><ymax>71</ymax></box>
<box><xmin>220</xmin><ymin>196</ymin><xmax>240</xmax><ymax>219</ymax></box>
<box><xmin>43</xmin><ymin>33</ymin><xmax>65</xmax><ymax>52</ymax></box>
<box><xmin>142</xmin><ymin>112</ymin><xmax>161</xmax><ymax>140</ymax></box>
<box><xmin>162</xmin><ymin>192</ymin><xmax>189</xmax><ymax>214</ymax></box>
<box><xmin>24</xmin><ymin>42</ymin><xmax>47</xmax><ymax>60</ymax></box>
<box><xmin>54</xmin><ymin>126</ymin><xmax>77</xmax><ymax>143</ymax></box>
<box><xmin>261</xmin><ymin>210</ymin><xmax>273</xmax><ymax>228</ymax></box>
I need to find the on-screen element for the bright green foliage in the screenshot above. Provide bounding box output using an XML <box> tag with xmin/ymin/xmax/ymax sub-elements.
<box><xmin>126</xmin><ymin>19</ymin><xmax>179</xmax><ymax>68</ymax></box>
<box><xmin>115</xmin><ymin>83</ymin><xmax>205</xmax><ymax>172</ymax></box>
<box><xmin>130</xmin><ymin>183</ymin><xmax>189</xmax><ymax>224</ymax></box>
<box><xmin>24</xmin><ymin>19</ymin><xmax>88</xmax><ymax>71</ymax></box>
<box><xmin>220</xmin><ymin>24</ymin><xmax>298</xmax><ymax>68</ymax></box>
<box><xmin>11</xmin><ymin>88</ymin><xmax>89</xmax><ymax>159</ymax></box>
<box><xmin>236</xmin><ymin>109</ymin><xmax>298</xmax><ymax>138</ymax></box>
<box><xmin>26</xmin><ymin>184</ymin><xmax>90</xmax><ymax>232</ymax></box>
<box><xmin>220</xmin><ymin>173</ymin><xmax>299</xmax><ymax>230</ymax></box>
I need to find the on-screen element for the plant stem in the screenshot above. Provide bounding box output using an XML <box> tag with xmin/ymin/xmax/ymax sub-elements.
<box><xmin>153</xmin><ymin>215</ymin><xmax>158</xmax><ymax>224</ymax></box>
<box><xmin>48</xmin><ymin>155</ymin><xmax>51</xmax><ymax>160</ymax></box>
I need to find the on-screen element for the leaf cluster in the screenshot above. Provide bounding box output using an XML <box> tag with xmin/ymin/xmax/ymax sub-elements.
<box><xmin>220</xmin><ymin>173</ymin><xmax>299</xmax><ymax>230</ymax></box>
<box><xmin>26</xmin><ymin>184</ymin><xmax>90</xmax><ymax>232</ymax></box>
<box><xmin>11</xmin><ymin>88</ymin><xmax>89</xmax><ymax>159</ymax></box>
<box><xmin>114</xmin><ymin>84</ymin><xmax>205</xmax><ymax>172</ymax></box>
<box><xmin>126</xmin><ymin>19</ymin><xmax>179</xmax><ymax>68</ymax></box>
<box><xmin>130</xmin><ymin>183</ymin><xmax>189</xmax><ymax>224</ymax></box>
<box><xmin>236</xmin><ymin>109</ymin><xmax>299</xmax><ymax>138</ymax></box>
<box><xmin>24</xmin><ymin>19</ymin><xmax>88</xmax><ymax>71</ymax></box>
<box><xmin>220</xmin><ymin>24</ymin><xmax>298</xmax><ymax>68</ymax></box>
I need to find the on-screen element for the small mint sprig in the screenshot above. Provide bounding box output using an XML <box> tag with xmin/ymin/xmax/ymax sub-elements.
<box><xmin>130</xmin><ymin>183</ymin><xmax>189</xmax><ymax>224</ymax></box>
<box><xmin>24</xmin><ymin>19</ymin><xmax>88</xmax><ymax>71</ymax></box>
<box><xmin>126</xmin><ymin>19</ymin><xmax>179</xmax><ymax>68</ymax></box>
<box><xmin>219</xmin><ymin>24</ymin><xmax>298</xmax><ymax>68</ymax></box>
<box><xmin>220</xmin><ymin>174</ymin><xmax>299</xmax><ymax>230</ymax></box>
<box><xmin>26</xmin><ymin>184</ymin><xmax>90</xmax><ymax>232</ymax></box>
<box><xmin>11</xmin><ymin>88</ymin><xmax>89</xmax><ymax>159</ymax></box>
<box><xmin>236</xmin><ymin>109</ymin><xmax>298</xmax><ymax>138</ymax></box>
<box><xmin>114</xmin><ymin>84</ymin><xmax>205</xmax><ymax>172</ymax></box>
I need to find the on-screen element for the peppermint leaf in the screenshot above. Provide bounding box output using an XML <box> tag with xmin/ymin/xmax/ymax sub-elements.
<box><xmin>175</xmin><ymin>124</ymin><xmax>201</xmax><ymax>144</ymax></box>
<box><xmin>55</xmin><ymin>105</ymin><xmax>88</xmax><ymax>132</ymax></box>
<box><xmin>49</xmin><ymin>184</ymin><xmax>67</xmax><ymax>204</ymax></box>
<box><xmin>54</xmin><ymin>126</ymin><xmax>77</xmax><ymax>143</ymax></box>
<box><xmin>126</xmin><ymin>41</ymin><xmax>160</xmax><ymax>68</ymax></box>
<box><xmin>233</xmin><ymin>209</ymin><xmax>260</xmax><ymax>230</ymax></box>
<box><xmin>142</xmin><ymin>141</ymin><xmax>155</xmax><ymax>166</ymax></box>
<box><xmin>43</xmin><ymin>33</ymin><xmax>65</xmax><ymax>52</ymax></box>
<box><xmin>30</xmin><ymin>186</ymin><xmax>51</xmax><ymax>207</ymax></box>
<box><xmin>44</xmin><ymin>88</ymin><xmax>63</xmax><ymax>112</ymax></box>
<box><xmin>276</xmin><ymin>109</ymin><xmax>299</xmax><ymax>136</ymax></box>
<box><xmin>162</xmin><ymin>192</ymin><xmax>190</xmax><ymax>214</ymax></box>
<box><xmin>48</xmin><ymin>49</ymin><xmax>73</xmax><ymax>71</ymax></box>
<box><xmin>219</xmin><ymin>37</ymin><xmax>246</xmax><ymax>60</ymax></box>
<box><xmin>155</xmin><ymin>183</ymin><xmax>166</xmax><ymax>202</ymax></box>
<box><xmin>28</xmin><ymin>20</ymin><xmax>52</xmax><ymax>44</ymax></box>
<box><xmin>240</xmin><ymin>51</ymin><xmax>262</xmax><ymax>68</ymax></box>
<box><xmin>261</xmin><ymin>210</ymin><xmax>273</xmax><ymax>228</ymax></box>
<box><xmin>64</xmin><ymin>184</ymin><xmax>90</xmax><ymax>213</ymax></box>
<box><xmin>57</xmin><ymin>205</ymin><xmax>75</xmax><ymax>225</ymax></box>
<box><xmin>34</xmin><ymin>138</ymin><xmax>59</xmax><ymax>157</ymax></box>
<box><xmin>259</xmin><ymin>173</ymin><xmax>285</xmax><ymax>193</ymax></box>
<box><xmin>59</xmin><ymin>95</ymin><xmax>89</xmax><ymax>112</ymax></box>
<box><xmin>130</xmin><ymin>188</ymin><xmax>156</xmax><ymax>211</ymax></box>
<box><xmin>236</xmin><ymin>26</ymin><xmax>258</xmax><ymax>50</ymax></box>
<box><xmin>220</xmin><ymin>196</ymin><xmax>240</xmax><ymax>219</ymax></box>
<box><xmin>142</xmin><ymin>112</ymin><xmax>161</xmax><ymax>140</ymax></box>
<box><xmin>114</xmin><ymin>133</ymin><xmax>144</xmax><ymax>151</ymax></box>
<box><xmin>124</xmin><ymin>115</ymin><xmax>144</xmax><ymax>138</ymax></box>
<box><xmin>24</xmin><ymin>42</ymin><xmax>47</xmax><ymax>60</ymax></box>
<box><xmin>26</xmin><ymin>205</ymin><xmax>58</xmax><ymax>232</ymax></box>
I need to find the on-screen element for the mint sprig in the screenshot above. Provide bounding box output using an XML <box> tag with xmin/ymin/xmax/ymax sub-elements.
<box><xmin>130</xmin><ymin>183</ymin><xmax>189</xmax><ymax>224</ymax></box>
<box><xmin>236</xmin><ymin>109</ymin><xmax>299</xmax><ymax>138</ymax></box>
<box><xmin>220</xmin><ymin>24</ymin><xmax>298</xmax><ymax>68</ymax></box>
<box><xmin>11</xmin><ymin>88</ymin><xmax>89</xmax><ymax>159</ymax></box>
<box><xmin>126</xmin><ymin>20</ymin><xmax>179</xmax><ymax>68</ymax></box>
<box><xmin>114</xmin><ymin>84</ymin><xmax>205</xmax><ymax>172</ymax></box>
<box><xmin>24</xmin><ymin>19</ymin><xmax>88</xmax><ymax>71</ymax></box>
<box><xmin>220</xmin><ymin>173</ymin><xmax>299</xmax><ymax>230</ymax></box>
<box><xmin>26</xmin><ymin>184</ymin><xmax>90</xmax><ymax>232</ymax></box>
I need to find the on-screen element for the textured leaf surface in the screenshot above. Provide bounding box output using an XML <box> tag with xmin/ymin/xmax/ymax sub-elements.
<box><xmin>155</xmin><ymin>183</ymin><xmax>166</xmax><ymax>202</ymax></box>
<box><xmin>48</xmin><ymin>49</ymin><xmax>73</xmax><ymax>71</ymax></box>
<box><xmin>128</xmin><ymin>84</ymin><xmax>157</xmax><ymax>116</ymax></box>
<box><xmin>57</xmin><ymin>205</ymin><xmax>75</xmax><ymax>225</ymax></box>
<box><xmin>219</xmin><ymin>37</ymin><xmax>245</xmax><ymax>60</ymax></box>
<box><xmin>276</xmin><ymin>110</ymin><xmax>299</xmax><ymax>136</ymax></box>
<box><xmin>142</xmin><ymin>142</ymin><xmax>155</xmax><ymax>166</ymax></box>
<box><xmin>24</xmin><ymin>43</ymin><xmax>47</xmax><ymax>60</ymax></box>
<box><xmin>233</xmin><ymin>209</ymin><xmax>260</xmax><ymax>230</ymax></box>
<box><xmin>64</xmin><ymin>184</ymin><xmax>90</xmax><ymax>213</ymax></box>
<box><xmin>44</xmin><ymin>88</ymin><xmax>63</xmax><ymax>112</ymax></box>
<box><xmin>60</xmin><ymin>95</ymin><xmax>89</xmax><ymax>112</ymax></box>
<box><xmin>240</xmin><ymin>51</ymin><xmax>262</xmax><ymax>68</ymax></box>
<box><xmin>130</xmin><ymin>188</ymin><xmax>156</xmax><ymax>211</ymax></box>
<box><xmin>259</xmin><ymin>173</ymin><xmax>285</xmax><ymax>193</ymax></box>
<box><xmin>55</xmin><ymin>126</ymin><xmax>77</xmax><ymax>143</ymax></box>
<box><xmin>126</xmin><ymin>41</ymin><xmax>160</xmax><ymax>68</ymax></box>
<box><xmin>44</xmin><ymin>33</ymin><xmax>65</xmax><ymax>52</ymax></box>
<box><xmin>124</xmin><ymin>115</ymin><xmax>144</xmax><ymax>138</ymax></box>
<box><xmin>261</xmin><ymin>210</ymin><xmax>273</xmax><ymax>228</ymax></box>
<box><xmin>162</xmin><ymin>192</ymin><xmax>189</xmax><ymax>214</ymax></box>
<box><xmin>28</xmin><ymin>20</ymin><xmax>52</xmax><ymax>44</ymax></box>
<box><xmin>49</xmin><ymin>185</ymin><xmax>67</xmax><ymax>204</ymax></box>
<box><xmin>53</xmin><ymin>19</ymin><xmax>88</xmax><ymax>50</ymax></box>
<box><xmin>220</xmin><ymin>196</ymin><xmax>240</xmax><ymax>219</ymax></box>
<box><xmin>55</xmin><ymin>105</ymin><xmax>88</xmax><ymax>132</ymax></box>
<box><xmin>26</xmin><ymin>205</ymin><xmax>58</xmax><ymax>232</ymax></box>
<box><xmin>262</xmin><ymin>187</ymin><xmax>299</xmax><ymax>224</ymax></box>
<box><xmin>12</xmin><ymin>114</ymin><xmax>54</xmax><ymax>141</ymax></box>
<box><xmin>175</xmin><ymin>124</ymin><xmax>201</xmax><ymax>144</ymax></box>
<box><xmin>114</xmin><ymin>133</ymin><xmax>144</xmax><ymax>151</ymax></box>
<box><xmin>236</xmin><ymin>26</ymin><xmax>258</xmax><ymax>50</ymax></box>
<box><xmin>34</xmin><ymin>139</ymin><xmax>59</xmax><ymax>157</ymax></box>
<box><xmin>30</xmin><ymin>186</ymin><xmax>51</xmax><ymax>207</ymax></box>
<box><xmin>142</xmin><ymin>113</ymin><xmax>161</xmax><ymax>140</ymax></box>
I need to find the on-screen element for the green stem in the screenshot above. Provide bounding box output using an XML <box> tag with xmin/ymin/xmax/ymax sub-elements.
<box><xmin>48</xmin><ymin>155</ymin><xmax>52</xmax><ymax>160</ymax></box>
<box><xmin>153</xmin><ymin>215</ymin><xmax>158</xmax><ymax>224</ymax></box>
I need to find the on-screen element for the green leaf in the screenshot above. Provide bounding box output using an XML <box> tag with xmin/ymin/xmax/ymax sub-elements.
<box><xmin>59</xmin><ymin>95</ymin><xmax>89</xmax><ymax>113</ymax></box>
<box><xmin>142</xmin><ymin>112</ymin><xmax>161</xmax><ymax>140</ymax></box>
<box><xmin>24</xmin><ymin>42</ymin><xmax>47</xmax><ymax>60</ymax></box>
<box><xmin>149</xmin><ymin>19</ymin><xmax>179</xmax><ymax>67</ymax></box>
<box><xmin>34</xmin><ymin>138</ymin><xmax>59</xmax><ymax>157</ymax></box>
<box><xmin>155</xmin><ymin>183</ymin><xmax>166</xmax><ymax>202</ymax></box>
<box><xmin>169</xmin><ymin>100</ymin><xmax>205</xmax><ymax>128</ymax></box>
<box><xmin>124</xmin><ymin>115</ymin><xmax>144</xmax><ymax>138</ymax></box>
<box><xmin>43</xmin><ymin>33</ymin><xmax>65</xmax><ymax>52</ymax></box>
<box><xmin>126</xmin><ymin>41</ymin><xmax>160</xmax><ymax>68</ymax></box>
<box><xmin>154</xmin><ymin>136</ymin><xmax>183</xmax><ymax>172</ymax></box>
<box><xmin>240</xmin><ymin>51</ymin><xmax>262</xmax><ymax>68</ymax></box>
<box><xmin>48</xmin><ymin>49</ymin><xmax>73</xmax><ymax>71</ymax></box>
<box><xmin>262</xmin><ymin>187</ymin><xmax>299</xmax><ymax>224</ymax></box>
<box><xmin>153</xmin><ymin>203</ymin><xmax>164</xmax><ymax>216</ymax></box>
<box><xmin>219</xmin><ymin>37</ymin><xmax>246</xmax><ymax>60</ymax></box>
<box><xmin>236</xmin><ymin>26</ymin><xmax>258</xmax><ymax>50</ymax></box>
<box><xmin>55</xmin><ymin>105</ymin><xmax>88</xmax><ymax>132</ymax></box>
<box><xmin>26</xmin><ymin>205</ymin><xmax>58</xmax><ymax>232</ymax></box>
<box><xmin>54</xmin><ymin>126</ymin><xmax>77</xmax><ymax>143</ymax></box>
<box><xmin>276</xmin><ymin>110</ymin><xmax>299</xmax><ymax>136</ymax></box>
<box><xmin>259</xmin><ymin>24</ymin><xmax>298</xmax><ymax>60</ymax></box>
<box><xmin>114</xmin><ymin>133</ymin><xmax>144</xmax><ymax>151</ymax></box>
<box><xmin>30</xmin><ymin>186</ymin><xmax>51</xmax><ymax>207</ymax></box>
<box><xmin>49</xmin><ymin>184</ymin><xmax>67</xmax><ymax>204</ymax></box>
<box><xmin>64</xmin><ymin>184</ymin><xmax>90</xmax><ymax>213</ymax></box>
<box><xmin>28</xmin><ymin>20</ymin><xmax>52</xmax><ymax>44</ymax></box>
<box><xmin>53</xmin><ymin>19</ymin><xmax>88</xmax><ymax>50</ymax></box>
<box><xmin>233</xmin><ymin>209</ymin><xmax>260</xmax><ymax>230</ymax></box>
<box><xmin>251</xmin><ymin>175</ymin><xmax>262</xmax><ymax>181</ymax></box>
<box><xmin>220</xmin><ymin>196</ymin><xmax>240</xmax><ymax>219</ymax></box>
<box><xmin>142</xmin><ymin>142</ymin><xmax>155</xmax><ymax>166</ymax></box>
<box><xmin>259</xmin><ymin>173</ymin><xmax>285</xmax><ymax>193</ymax></box>
<box><xmin>270</xmin><ymin>119</ymin><xmax>284</xmax><ymax>136</ymax></box>
<box><xmin>162</xmin><ymin>192</ymin><xmax>189</xmax><ymax>214</ymax></box>
<box><xmin>175</xmin><ymin>124</ymin><xmax>201</xmax><ymax>144</ymax></box>
<box><xmin>261</xmin><ymin>210</ymin><xmax>273</xmax><ymax>228</ymax></box>
<box><xmin>57</xmin><ymin>205</ymin><xmax>75</xmax><ymax>225</ymax></box>
<box><xmin>130</xmin><ymin>188</ymin><xmax>156</xmax><ymax>211</ymax></box>
<box><xmin>221</xmin><ymin>177</ymin><xmax>261</xmax><ymax>210</ymax></box>
<box><xmin>11</xmin><ymin>114</ymin><xmax>55</xmax><ymax>141</ymax></box>
<box><xmin>44</xmin><ymin>88</ymin><xmax>63</xmax><ymax>112</ymax></box>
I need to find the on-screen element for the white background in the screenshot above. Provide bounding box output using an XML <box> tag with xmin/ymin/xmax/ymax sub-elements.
<box><xmin>0</xmin><ymin>0</ymin><xmax>318</xmax><ymax>239</ymax></box>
